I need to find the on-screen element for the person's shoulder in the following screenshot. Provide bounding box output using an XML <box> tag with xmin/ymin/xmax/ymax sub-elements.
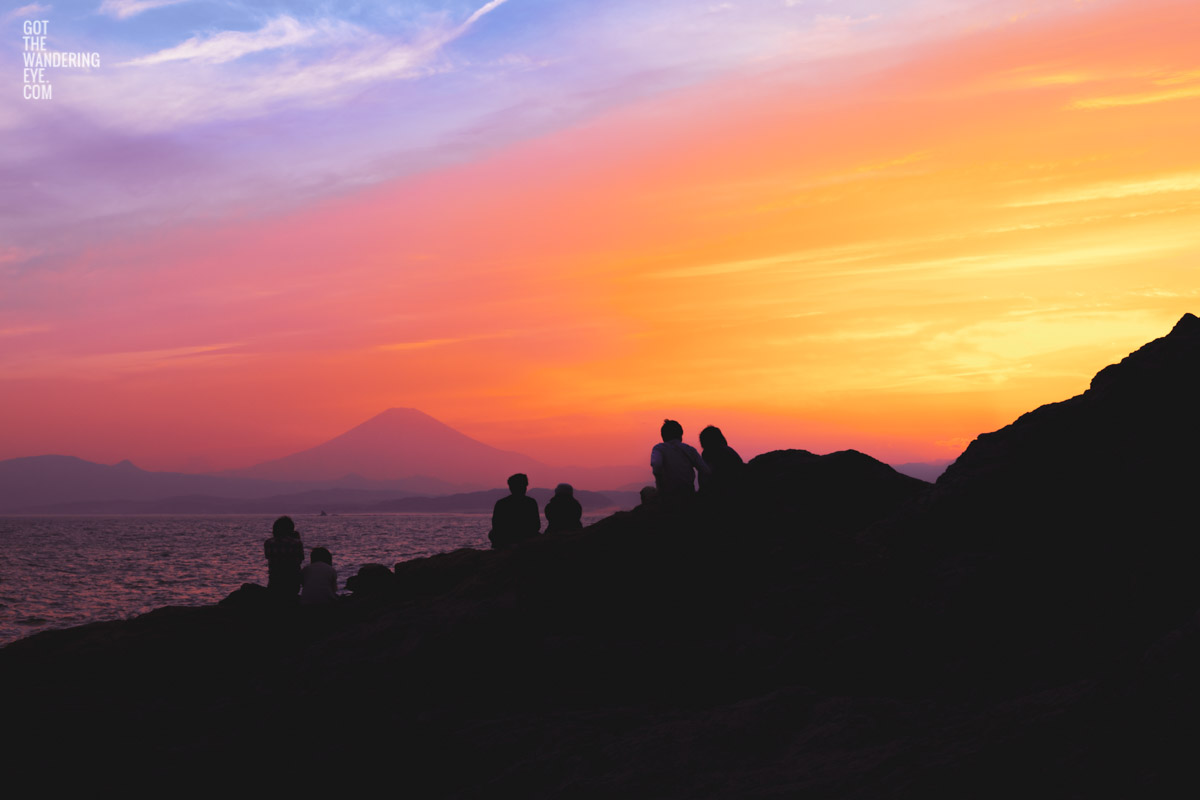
<box><xmin>496</xmin><ymin>493</ymin><xmax>525</xmax><ymax>509</ymax></box>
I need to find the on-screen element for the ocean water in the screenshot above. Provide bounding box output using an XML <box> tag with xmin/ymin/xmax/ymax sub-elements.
<box><xmin>0</xmin><ymin>512</ymin><xmax>612</xmax><ymax>647</ymax></box>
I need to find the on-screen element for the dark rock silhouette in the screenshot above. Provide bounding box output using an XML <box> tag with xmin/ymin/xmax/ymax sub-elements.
<box><xmin>4</xmin><ymin>315</ymin><xmax>1200</xmax><ymax>796</ymax></box>
<box><xmin>918</xmin><ymin>312</ymin><xmax>1200</xmax><ymax>552</ymax></box>
<box><xmin>344</xmin><ymin>563</ymin><xmax>395</xmax><ymax>597</ymax></box>
<box><xmin>870</xmin><ymin>312</ymin><xmax>1200</xmax><ymax>698</ymax></box>
<box><xmin>748</xmin><ymin>448</ymin><xmax>929</xmax><ymax>534</ymax></box>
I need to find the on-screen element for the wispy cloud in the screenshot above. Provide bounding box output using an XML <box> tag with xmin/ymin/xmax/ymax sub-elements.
<box><xmin>5</xmin><ymin>3</ymin><xmax>51</xmax><ymax>21</ymax></box>
<box><xmin>1008</xmin><ymin>172</ymin><xmax>1200</xmax><ymax>207</ymax></box>
<box><xmin>99</xmin><ymin>0</ymin><xmax>186</xmax><ymax>20</ymax></box>
<box><xmin>90</xmin><ymin>0</ymin><xmax>512</xmax><ymax>128</ymax></box>
<box><xmin>0</xmin><ymin>325</ymin><xmax>51</xmax><ymax>337</ymax></box>
<box><xmin>1071</xmin><ymin>84</ymin><xmax>1200</xmax><ymax>109</ymax></box>
<box><xmin>770</xmin><ymin>322</ymin><xmax>930</xmax><ymax>345</ymax></box>
<box><xmin>460</xmin><ymin>0</ymin><xmax>510</xmax><ymax>30</ymax></box>
<box><xmin>0</xmin><ymin>342</ymin><xmax>245</xmax><ymax>378</ymax></box>
<box><xmin>377</xmin><ymin>329</ymin><xmax>514</xmax><ymax>351</ymax></box>
<box><xmin>377</xmin><ymin>336</ymin><xmax>472</xmax><ymax>351</ymax></box>
<box><xmin>0</xmin><ymin>246</ymin><xmax>40</xmax><ymax>265</ymax></box>
<box><xmin>1070</xmin><ymin>67</ymin><xmax>1200</xmax><ymax>109</ymax></box>
<box><xmin>120</xmin><ymin>16</ymin><xmax>347</xmax><ymax>66</ymax></box>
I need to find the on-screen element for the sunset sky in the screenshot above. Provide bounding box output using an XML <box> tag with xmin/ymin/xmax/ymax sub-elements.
<box><xmin>2</xmin><ymin>0</ymin><xmax>1198</xmax><ymax>473</ymax></box>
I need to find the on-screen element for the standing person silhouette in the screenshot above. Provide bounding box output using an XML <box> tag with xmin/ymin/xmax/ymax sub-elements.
<box><xmin>264</xmin><ymin>515</ymin><xmax>304</xmax><ymax>598</ymax></box>
<box><xmin>488</xmin><ymin>473</ymin><xmax>541</xmax><ymax>549</ymax></box>
<box><xmin>650</xmin><ymin>419</ymin><xmax>710</xmax><ymax>509</ymax></box>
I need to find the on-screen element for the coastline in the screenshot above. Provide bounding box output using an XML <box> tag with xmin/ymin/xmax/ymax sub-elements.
<box><xmin>0</xmin><ymin>510</ymin><xmax>616</xmax><ymax>646</ymax></box>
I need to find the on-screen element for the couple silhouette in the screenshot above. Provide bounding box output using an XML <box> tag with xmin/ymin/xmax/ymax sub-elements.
<box><xmin>489</xmin><ymin>474</ymin><xmax>584</xmax><ymax>549</ymax></box>
<box><xmin>651</xmin><ymin>419</ymin><xmax>744</xmax><ymax>507</ymax></box>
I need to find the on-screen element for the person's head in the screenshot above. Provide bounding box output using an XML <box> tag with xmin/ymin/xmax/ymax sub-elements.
<box><xmin>311</xmin><ymin>547</ymin><xmax>332</xmax><ymax>565</ymax></box>
<box><xmin>699</xmin><ymin>425</ymin><xmax>727</xmax><ymax>451</ymax></box>
<box><xmin>507</xmin><ymin>473</ymin><xmax>529</xmax><ymax>495</ymax></box>
<box><xmin>660</xmin><ymin>419</ymin><xmax>683</xmax><ymax>442</ymax></box>
<box><xmin>554</xmin><ymin>482</ymin><xmax>574</xmax><ymax>497</ymax></box>
<box><xmin>272</xmin><ymin>515</ymin><xmax>296</xmax><ymax>538</ymax></box>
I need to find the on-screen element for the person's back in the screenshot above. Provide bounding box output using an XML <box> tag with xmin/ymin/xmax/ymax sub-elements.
<box><xmin>300</xmin><ymin>547</ymin><xmax>338</xmax><ymax>605</ymax></box>
<box><xmin>650</xmin><ymin>419</ymin><xmax>710</xmax><ymax>503</ymax></box>
<box><xmin>545</xmin><ymin>483</ymin><xmax>583</xmax><ymax>533</ymax></box>
<box><xmin>489</xmin><ymin>473</ymin><xmax>541</xmax><ymax>549</ymax></box>
<box><xmin>264</xmin><ymin>515</ymin><xmax>304</xmax><ymax>597</ymax></box>
<box><xmin>699</xmin><ymin>425</ymin><xmax>746</xmax><ymax>498</ymax></box>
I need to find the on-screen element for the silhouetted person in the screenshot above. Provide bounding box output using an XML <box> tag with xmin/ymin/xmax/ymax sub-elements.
<box><xmin>488</xmin><ymin>473</ymin><xmax>541</xmax><ymax>549</ymax></box>
<box><xmin>545</xmin><ymin>483</ymin><xmax>584</xmax><ymax>533</ymax></box>
<box><xmin>300</xmin><ymin>546</ymin><xmax>338</xmax><ymax>605</ymax></box>
<box><xmin>650</xmin><ymin>419</ymin><xmax>710</xmax><ymax>508</ymax></box>
<box><xmin>698</xmin><ymin>425</ymin><xmax>746</xmax><ymax>499</ymax></box>
<box><xmin>264</xmin><ymin>515</ymin><xmax>303</xmax><ymax>597</ymax></box>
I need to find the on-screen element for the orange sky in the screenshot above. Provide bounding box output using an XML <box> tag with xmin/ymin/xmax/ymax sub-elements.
<box><xmin>2</xmin><ymin>0</ymin><xmax>1198</xmax><ymax>472</ymax></box>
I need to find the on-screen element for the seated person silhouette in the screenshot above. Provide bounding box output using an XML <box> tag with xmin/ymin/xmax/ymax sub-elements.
<box><xmin>300</xmin><ymin>546</ymin><xmax>338</xmax><ymax>605</ymax></box>
<box><xmin>650</xmin><ymin>419</ymin><xmax>710</xmax><ymax>508</ymax></box>
<box><xmin>545</xmin><ymin>483</ymin><xmax>584</xmax><ymax>533</ymax></box>
<box><xmin>488</xmin><ymin>473</ymin><xmax>541</xmax><ymax>549</ymax></box>
<box><xmin>264</xmin><ymin>515</ymin><xmax>304</xmax><ymax>597</ymax></box>
<box><xmin>698</xmin><ymin>425</ymin><xmax>746</xmax><ymax>499</ymax></box>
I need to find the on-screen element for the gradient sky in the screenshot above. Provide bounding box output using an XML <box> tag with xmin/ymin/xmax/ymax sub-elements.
<box><xmin>2</xmin><ymin>0</ymin><xmax>1198</xmax><ymax>472</ymax></box>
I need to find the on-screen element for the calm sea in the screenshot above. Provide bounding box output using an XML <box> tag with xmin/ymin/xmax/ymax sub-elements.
<box><xmin>0</xmin><ymin>512</ymin><xmax>613</xmax><ymax>647</ymax></box>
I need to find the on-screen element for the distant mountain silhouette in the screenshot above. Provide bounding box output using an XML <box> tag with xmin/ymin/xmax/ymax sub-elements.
<box><xmin>233</xmin><ymin>408</ymin><xmax>548</xmax><ymax>487</ymax></box>
<box><xmin>889</xmin><ymin>459</ymin><xmax>952</xmax><ymax>482</ymax></box>
<box><xmin>369</xmin><ymin>487</ymin><xmax>637</xmax><ymax>513</ymax></box>
<box><xmin>0</xmin><ymin>454</ymin><xmax>459</xmax><ymax>514</ymax></box>
<box><xmin>0</xmin><ymin>455</ymin><xmax>292</xmax><ymax>513</ymax></box>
